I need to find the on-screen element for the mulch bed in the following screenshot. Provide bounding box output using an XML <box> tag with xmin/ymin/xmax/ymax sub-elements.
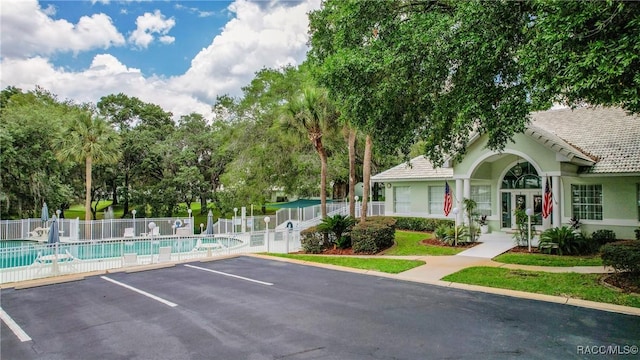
<box><xmin>507</xmin><ymin>246</ymin><xmax>542</xmax><ymax>254</ymax></box>
<box><xmin>420</xmin><ymin>238</ymin><xmax>480</xmax><ymax>249</ymax></box>
<box><xmin>601</xmin><ymin>273</ymin><xmax>640</xmax><ymax>295</ymax></box>
<box><xmin>321</xmin><ymin>247</ymin><xmax>355</xmax><ymax>255</ymax></box>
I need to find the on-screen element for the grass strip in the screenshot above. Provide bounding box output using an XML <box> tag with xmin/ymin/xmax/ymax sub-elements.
<box><xmin>494</xmin><ymin>253</ymin><xmax>603</xmax><ymax>267</ymax></box>
<box><xmin>443</xmin><ymin>267</ymin><xmax>640</xmax><ymax>308</ymax></box>
<box><xmin>384</xmin><ymin>231</ymin><xmax>463</xmax><ymax>256</ymax></box>
<box><xmin>266</xmin><ymin>254</ymin><xmax>425</xmax><ymax>274</ymax></box>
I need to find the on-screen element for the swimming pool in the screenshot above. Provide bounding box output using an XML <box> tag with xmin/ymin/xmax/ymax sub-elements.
<box><xmin>0</xmin><ymin>236</ymin><xmax>243</xmax><ymax>269</ymax></box>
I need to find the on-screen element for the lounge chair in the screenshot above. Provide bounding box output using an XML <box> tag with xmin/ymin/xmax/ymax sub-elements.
<box><xmin>140</xmin><ymin>227</ymin><xmax>160</xmax><ymax>237</ymax></box>
<box><xmin>175</xmin><ymin>227</ymin><xmax>190</xmax><ymax>236</ymax></box>
<box><xmin>123</xmin><ymin>227</ymin><xmax>135</xmax><ymax>238</ymax></box>
<box><xmin>33</xmin><ymin>250</ymin><xmax>78</xmax><ymax>273</ymax></box>
<box><xmin>158</xmin><ymin>246</ymin><xmax>172</xmax><ymax>263</ymax></box>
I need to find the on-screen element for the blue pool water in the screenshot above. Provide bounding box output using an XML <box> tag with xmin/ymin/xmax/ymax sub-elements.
<box><xmin>0</xmin><ymin>237</ymin><xmax>242</xmax><ymax>269</ymax></box>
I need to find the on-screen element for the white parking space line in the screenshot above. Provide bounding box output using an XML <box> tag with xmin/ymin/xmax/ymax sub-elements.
<box><xmin>0</xmin><ymin>307</ymin><xmax>32</xmax><ymax>342</ymax></box>
<box><xmin>184</xmin><ymin>264</ymin><xmax>274</xmax><ymax>286</ymax></box>
<box><xmin>100</xmin><ymin>276</ymin><xmax>178</xmax><ymax>307</ymax></box>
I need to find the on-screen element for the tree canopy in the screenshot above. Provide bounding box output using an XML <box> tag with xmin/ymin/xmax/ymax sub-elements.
<box><xmin>308</xmin><ymin>0</ymin><xmax>640</xmax><ymax>165</ymax></box>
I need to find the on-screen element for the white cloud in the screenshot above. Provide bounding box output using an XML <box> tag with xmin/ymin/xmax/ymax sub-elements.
<box><xmin>0</xmin><ymin>54</ymin><xmax>212</xmax><ymax>119</ymax></box>
<box><xmin>0</xmin><ymin>0</ymin><xmax>125</xmax><ymax>58</ymax></box>
<box><xmin>159</xmin><ymin>35</ymin><xmax>175</xmax><ymax>45</ymax></box>
<box><xmin>42</xmin><ymin>4</ymin><xmax>56</xmax><ymax>16</ymax></box>
<box><xmin>128</xmin><ymin>10</ymin><xmax>175</xmax><ymax>48</ymax></box>
<box><xmin>174</xmin><ymin>3</ymin><xmax>217</xmax><ymax>18</ymax></box>
<box><xmin>172</xmin><ymin>0</ymin><xmax>320</xmax><ymax>100</ymax></box>
<box><xmin>0</xmin><ymin>0</ymin><xmax>322</xmax><ymax>121</ymax></box>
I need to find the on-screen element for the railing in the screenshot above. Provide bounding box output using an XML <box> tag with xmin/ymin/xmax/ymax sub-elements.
<box><xmin>0</xmin><ymin>202</ymin><xmax>384</xmax><ymax>284</ymax></box>
<box><xmin>0</xmin><ymin>202</ymin><xmax>385</xmax><ymax>242</ymax></box>
<box><xmin>0</xmin><ymin>228</ymin><xmax>301</xmax><ymax>284</ymax></box>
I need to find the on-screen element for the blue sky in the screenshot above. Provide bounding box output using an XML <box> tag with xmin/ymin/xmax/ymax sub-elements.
<box><xmin>0</xmin><ymin>0</ymin><xmax>321</xmax><ymax>119</ymax></box>
<box><xmin>42</xmin><ymin>1</ymin><xmax>232</xmax><ymax>77</ymax></box>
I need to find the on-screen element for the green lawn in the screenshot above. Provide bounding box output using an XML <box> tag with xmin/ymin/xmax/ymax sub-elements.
<box><xmin>383</xmin><ymin>230</ymin><xmax>464</xmax><ymax>256</ymax></box>
<box><xmin>494</xmin><ymin>253</ymin><xmax>603</xmax><ymax>267</ymax></box>
<box><xmin>266</xmin><ymin>254</ymin><xmax>425</xmax><ymax>274</ymax></box>
<box><xmin>443</xmin><ymin>267</ymin><xmax>640</xmax><ymax>308</ymax></box>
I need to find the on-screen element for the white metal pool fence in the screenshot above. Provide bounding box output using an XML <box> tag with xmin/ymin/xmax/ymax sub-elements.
<box><xmin>0</xmin><ymin>202</ymin><xmax>384</xmax><ymax>243</ymax></box>
<box><xmin>0</xmin><ymin>229</ymin><xmax>302</xmax><ymax>284</ymax></box>
<box><xmin>0</xmin><ymin>201</ymin><xmax>385</xmax><ymax>284</ymax></box>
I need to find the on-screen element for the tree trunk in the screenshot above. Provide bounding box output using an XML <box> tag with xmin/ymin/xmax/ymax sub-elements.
<box><xmin>111</xmin><ymin>179</ymin><xmax>118</xmax><ymax>205</ymax></box>
<box><xmin>85</xmin><ymin>156</ymin><xmax>92</xmax><ymax>222</ymax></box>
<box><xmin>122</xmin><ymin>172</ymin><xmax>130</xmax><ymax>218</ymax></box>
<box><xmin>200</xmin><ymin>194</ymin><xmax>207</xmax><ymax>215</ymax></box>
<box><xmin>361</xmin><ymin>135</ymin><xmax>372</xmax><ymax>223</ymax></box>
<box><xmin>348</xmin><ymin>128</ymin><xmax>356</xmax><ymax>217</ymax></box>
<box><xmin>318</xmin><ymin>142</ymin><xmax>328</xmax><ymax>219</ymax></box>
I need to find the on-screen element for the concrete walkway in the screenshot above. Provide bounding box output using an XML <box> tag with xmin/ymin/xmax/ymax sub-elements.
<box><xmin>455</xmin><ymin>232</ymin><xmax>516</xmax><ymax>258</ymax></box>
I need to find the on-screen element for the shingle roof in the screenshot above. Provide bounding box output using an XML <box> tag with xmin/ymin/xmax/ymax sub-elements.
<box><xmin>374</xmin><ymin>107</ymin><xmax>639</xmax><ymax>180</ymax></box>
<box><xmin>530</xmin><ymin>107</ymin><xmax>640</xmax><ymax>174</ymax></box>
<box><xmin>371</xmin><ymin>155</ymin><xmax>453</xmax><ymax>181</ymax></box>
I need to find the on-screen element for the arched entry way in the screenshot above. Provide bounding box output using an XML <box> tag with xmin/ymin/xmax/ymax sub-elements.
<box><xmin>500</xmin><ymin>161</ymin><xmax>543</xmax><ymax>229</ymax></box>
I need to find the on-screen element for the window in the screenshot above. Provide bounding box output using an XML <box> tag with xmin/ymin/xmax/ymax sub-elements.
<box><xmin>571</xmin><ymin>184</ymin><xmax>602</xmax><ymax>220</ymax></box>
<box><xmin>429</xmin><ymin>186</ymin><xmax>445</xmax><ymax>214</ymax></box>
<box><xmin>394</xmin><ymin>186</ymin><xmax>411</xmax><ymax>213</ymax></box>
<box><xmin>471</xmin><ymin>185</ymin><xmax>491</xmax><ymax>216</ymax></box>
<box><xmin>501</xmin><ymin>162</ymin><xmax>540</xmax><ymax>189</ymax></box>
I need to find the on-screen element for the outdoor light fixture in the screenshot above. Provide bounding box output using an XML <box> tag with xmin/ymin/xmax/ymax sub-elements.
<box><xmin>514</xmin><ymin>163</ymin><xmax>523</xmax><ymax>177</ymax></box>
<box><xmin>452</xmin><ymin>207</ymin><xmax>459</xmax><ymax>246</ymax></box>
<box><xmin>525</xmin><ymin>208</ymin><xmax>533</xmax><ymax>252</ymax></box>
<box><xmin>132</xmin><ymin>209</ymin><xmax>137</xmax><ymax>234</ymax></box>
<box><xmin>264</xmin><ymin>216</ymin><xmax>271</xmax><ymax>252</ymax></box>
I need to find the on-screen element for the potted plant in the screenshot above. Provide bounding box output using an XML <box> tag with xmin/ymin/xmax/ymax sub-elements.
<box><xmin>478</xmin><ymin>215</ymin><xmax>489</xmax><ymax>234</ymax></box>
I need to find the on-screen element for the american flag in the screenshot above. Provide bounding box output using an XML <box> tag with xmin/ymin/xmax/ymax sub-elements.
<box><xmin>444</xmin><ymin>181</ymin><xmax>452</xmax><ymax>216</ymax></box>
<box><xmin>542</xmin><ymin>179</ymin><xmax>552</xmax><ymax>219</ymax></box>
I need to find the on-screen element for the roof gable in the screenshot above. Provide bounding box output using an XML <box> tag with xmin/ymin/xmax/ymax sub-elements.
<box><xmin>371</xmin><ymin>155</ymin><xmax>453</xmax><ymax>181</ymax></box>
<box><xmin>530</xmin><ymin>107</ymin><xmax>640</xmax><ymax>174</ymax></box>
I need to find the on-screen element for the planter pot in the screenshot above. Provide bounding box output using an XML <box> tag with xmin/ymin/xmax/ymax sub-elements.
<box><xmin>480</xmin><ymin>225</ymin><xmax>489</xmax><ymax>234</ymax></box>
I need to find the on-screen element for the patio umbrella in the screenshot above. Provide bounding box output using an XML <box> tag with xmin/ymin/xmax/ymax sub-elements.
<box><xmin>48</xmin><ymin>215</ymin><xmax>60</xmax><ymax>244</ymax></box>
<box><xmin>41</xmin><ymin>202</ymin><xmax>49</xmax><ymax>225</ymax></box>
<box><xmin>204</xmin><ymin>210</ymin><xmax>214</xmax><ymax>235</ymax></box>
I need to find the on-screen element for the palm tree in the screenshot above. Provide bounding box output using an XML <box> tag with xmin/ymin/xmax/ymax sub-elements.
<box><xmin>360</xmin><ymin>134</ymin><xmax>373</xmax><ymax>223</ymax></box>
<box><xmin>347</xmin><ymin>126</ymin><xmax>357</xmax><ymax>217</ymax></box>
<box><xmin>282</xmin><ymin>87</ymin><xmax>338</xmax><ymax>218</ymax></box>
<box><xmin>55</xmin><ymin>110</ymin><xmax>121</xmax><ymax>221</ymax></box>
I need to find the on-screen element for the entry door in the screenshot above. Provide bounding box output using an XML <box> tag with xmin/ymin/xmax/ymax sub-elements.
<box><xmin>512</xmin><ymin>192</ymin><xmax>542</xmax><ymax>228</ymax></box>
<box><xmin>502</xmin><ymin>191</ymin><xmax>542</xmax><ymax>229</ymax></box>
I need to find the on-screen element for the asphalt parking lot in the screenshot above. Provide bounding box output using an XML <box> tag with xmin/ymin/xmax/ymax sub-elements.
<box><xmin>2</xmin><ymin>256</ymin><xmax>639</xmax><ymax>359</ymax></box>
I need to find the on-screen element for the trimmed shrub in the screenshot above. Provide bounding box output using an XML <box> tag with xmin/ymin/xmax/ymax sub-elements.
<box><xmin>393</xmin><ymin>217</ymin><xmax>450</xmax><ymax>232</ymax></box>
<box><xmin>316</xmin><ymin>214</ymin><xmax>357</xmax><ymax>247</ymax></box>
<box><xmin>538</xmin><ymin>226</ymin><xmax>591</xmax><ymax>255</ymax></box>
<box><xmin>635</xmin><ymin>228</ymin><xmax>640</xmax><ymax>241</ymax></box>
<box><xmin>591</xmin><ymin>229</ymin><xmax>616</xmax><ymax>246</ymax></box>
<box><xmin>351</xmin><ymin>217</ymin><xmax>397</xmax><ymax>254</ymax></box>
<box><xmin>336</xmin><ymin>235</ymin><xmax>351</xmax><ymax>249</ymax></box>
<box><xmin>300</xmin><ymin>226</ymin><xmax>326</xmax><ymax>254</ymax></box>
<box><xmin>601</xmin><ymin>240</ymin><xmax>640</xmax><ymax>274</ymax></box>
<box><xmin>434</xmin><ymin>224</ymin><xmax>451</xmax><ymax>241</ymax></box>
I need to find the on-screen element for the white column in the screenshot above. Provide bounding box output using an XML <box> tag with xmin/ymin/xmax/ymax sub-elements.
<box><xmin>463</xmin><ymin>178</ymin><xmax>471</xmax><ymax>225</ymax></box>
<box><xmin>455</xmin><ymin>179</ymin><xmax>464</xmax><ymax>224</ymax></box>
<box><xmin>552</xmin><ymin>176</ymin><xmax>561</xmax><ymax>227</ymax></box>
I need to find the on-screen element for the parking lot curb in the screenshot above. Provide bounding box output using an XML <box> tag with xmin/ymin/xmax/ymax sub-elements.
<box><xmin>250</xmin><ymin>254</ymin><xmax>640</xmax><ymax>317</ymax></box>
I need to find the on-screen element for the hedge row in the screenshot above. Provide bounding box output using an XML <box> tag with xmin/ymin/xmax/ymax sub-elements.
<box><xmin>601</xmin><ymin>240</ymin><xmax>640</xmax><ymax>274</ymax></box>
<box><xmin>393</xmin><ymin>217</ymin><xmax>453</xmax><ymax>232</ymax></box>
<box><xmin>300</xmin><ymin>225</ymin><xmax>326</xmax><ymax>254</ymax></box>
<box><xmin>351</xmin><ymin>217</ymin><xmax>397</xmax><ymax>254</ymax></box>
